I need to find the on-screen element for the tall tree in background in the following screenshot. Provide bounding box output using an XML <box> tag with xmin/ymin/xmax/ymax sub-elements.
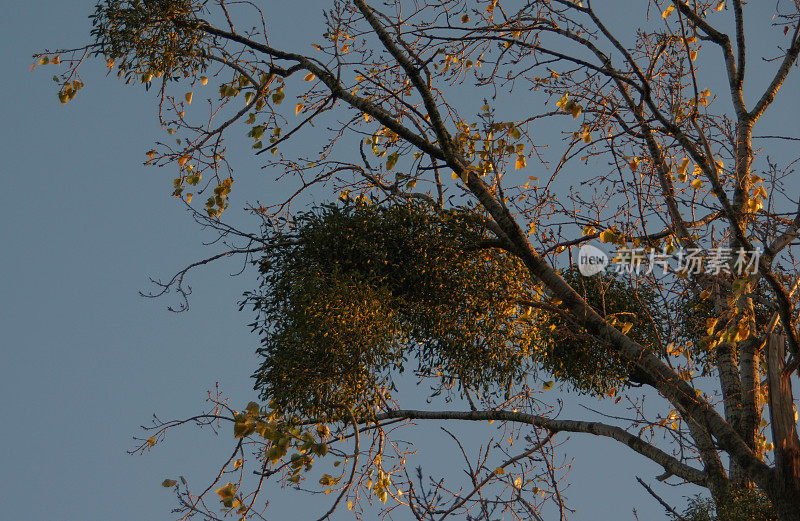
<box><xmin>36</xmin><ymin>0</ymin><xmax>800</xmax><ymax>519</ymax></box>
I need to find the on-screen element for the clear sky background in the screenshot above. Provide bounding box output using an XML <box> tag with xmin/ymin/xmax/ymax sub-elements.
<box><xmin>2</xmin><ymin>2</ymin><xmax>798</xmax><ymax>520</ymax></box>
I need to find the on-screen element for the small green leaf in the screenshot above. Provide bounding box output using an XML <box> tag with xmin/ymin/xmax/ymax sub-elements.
<box><xmin>386</xmin><ymin>152</ymin><xmax>400</xmax><ymax>170</ymax></box>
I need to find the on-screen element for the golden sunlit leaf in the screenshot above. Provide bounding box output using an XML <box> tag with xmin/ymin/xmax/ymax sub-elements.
<box><xmin>304</xmin><ymin>72</ymin><xmax>315</xmax><ymax>81</ymax></box>
<box><xmin>662</xmin><ymin>5</ymin><xmax>675</xmax><ymax>18</ymax></box>
<box><xmin>162</xmin><ymin>479</ymin><xmax>177</xmax><ymax>487</ymax></box>
<box><xmin>706</xmin><ymin>318</ymin><xmax>719</xmax><ymax>335</ymax></box>
<box><xmin>295</xmin><ymin>103</ymin><xmax>305</xmax><ymax>115</ymax></box>
<box><xmin>216</xmin><ymin>482</ymin><xmax>236</xmax><ymax>500</ymax></box>
<box><xmin>185</xmin><ymin>92</ymin><xmax>193</xmax><ymax>104</ymax></box>
<box><xmin>599</xmin><ymin>229</ymin><xmax>616</xmax><ymax>243</ymax></box>
<box><xmin>542</xmin><ymin>381</ymin><xmax>554</xmax><ymax>390</ymax></box>
<box><xmin>515</xmin><ymin>155</ymin><xmax>527</xmax><ymax>170</ymax></box>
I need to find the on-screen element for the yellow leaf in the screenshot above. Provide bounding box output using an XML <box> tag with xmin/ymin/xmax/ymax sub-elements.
<box><xmin>515</xmin><ymin>155</ymin><xmax>527</xmax><ymax>170</ymax></box>
<box><xmin>494</xmin><ymin>467</ymin><xmax>505</xmax><ymax>475</ymax></box>
<box><xmin>691</xmin><ymin>178</ymin><xmax>703</xmax><ymax>189</ymax></box>
<box><xmin>706</xmin><ymin>318</ymin><xmax>719</xmax><ymax>335</ymax></box>
<box><xmin>715</xmin><ymin>1</ymin><xmax>725</xmax><ymax>11</ymax></box>
<box><xmin>461</xmin><ymin>14</ymin><xmax>470</xmax><ymax>23</ymax></box>
<box><xmin>599</xmin><ymin>229</ymin><xmax>616</xmax><ymax>243</ymax></box>
<box><xmin>185</xmin><ymin>92</ymin><xmax>193</xmax><ymax>105</ymax></box>
<box><xmin>295</xmin><ymin>103</ymin><xmax>305</xmax><ymax>115</ymax></box>
<box><xmin>162</xmin><ymin>479</ymin><xmax>177</xmax><ymax>487</ymax></box>
<box><xmin>216</xmin><ymin>482</ymin><xmax>236</xmax><ymax>500</ymax></box>
<box><xmin>185</xmin><ymin>193</ymin><xmax>193</xmax><ymax>203</ymax></box>
<box><xmin>542</xmin><ymin>381</ymin><xmax>554</xmax><ymax>390</ymax></box>
<box><xmin>662</xmin><ymin>5</ymin><xmax>675</xmax><ymax>18</ymax></box>
<box><xmin>677</xmin><ymin>157</ymin><xmax>690</xmax><ymax>176</ymax></box>
<box><xmin>147</xmin><ymin>437</ymin><xmax>156</xmax><ymax>447</ymax></box>
<box><xmin>200</xmin><ymin>76</ymin><xmax>208</xmax><ymax>85</ymax></box>
<box><xmin>304</xmin><ymin>72</ymin><xmax>315</xmax><ymax>81</ymax></box>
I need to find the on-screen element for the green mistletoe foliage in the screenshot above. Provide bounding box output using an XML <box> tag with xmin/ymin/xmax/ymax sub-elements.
<box><xmin>90</xmin><ymin>0</ymin><xmax>209</xmax><ymax>85</ymax></box>
<box><xmin>245</xmin><ymin>200</ymin><xmax>539</xmax><ymax>417</ymax></box>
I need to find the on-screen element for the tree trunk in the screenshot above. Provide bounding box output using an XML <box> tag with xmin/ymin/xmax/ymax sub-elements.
<box><xmin>766</xmin><ymin>333</ymin><xmax>800</xmax><ymax>520</ymax></box>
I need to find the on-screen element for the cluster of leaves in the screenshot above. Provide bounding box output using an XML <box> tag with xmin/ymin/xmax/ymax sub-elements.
<box><xmin>677</xmin><ymin>488</ymin><xmax>778</xmax><ymax>521</ymax></box>
<box><xmin>676</xmin><ymin>276</ymin><xmax>775</xmax><ymax>374</ymax></box>
<box><xmin>89</xmin><ymin>0</ymin><xmax>209</xmax><ymax>85</ymax></box>
<box><xmin>244</xmin><ymin>200</ymin><xmax>542</xmax><ymax>417</ymax></box>
<box><xmin>536</xmin><ymin>268</ymin><xmax>666</xmax><ymax>396</ymax></box>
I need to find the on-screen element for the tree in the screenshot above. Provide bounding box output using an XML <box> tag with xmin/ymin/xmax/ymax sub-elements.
<box><xmin>35</xmin><ymin>0</ymin><xmax>800</xmax><ymax>519</ymax></box>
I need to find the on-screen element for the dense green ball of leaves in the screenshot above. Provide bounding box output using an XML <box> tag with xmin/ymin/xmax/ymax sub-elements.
<box><xmin>90</xmin><ymin>0</ymin><xmax>209</xmax><ymax>83</ymax></box>
<box><xmin>245</xmin><ymin>200</ymin><xmax>538</xmax><ymax>416</ymax></box>
<box><xmin>535</xmin><ymin>268</ymin><xmax>666</xmax><ymax>395</ymax></box>
<box><xmin>677</xmin><ymin>489</ymin><xmax>777</xmax><ymax>521</ymax></box>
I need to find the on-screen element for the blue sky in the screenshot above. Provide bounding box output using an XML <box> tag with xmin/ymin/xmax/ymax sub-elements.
<box><xmin>3</xmin><ymin>2</ymin><xmax>798</xmax><ymax>520</ymax></box>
